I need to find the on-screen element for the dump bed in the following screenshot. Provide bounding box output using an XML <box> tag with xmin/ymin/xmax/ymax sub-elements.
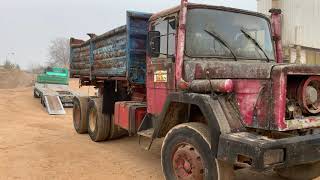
<box><xmin>70</xmin><ymin>11</ymin><xmax>151</xmax><ymax>84</ymax></box>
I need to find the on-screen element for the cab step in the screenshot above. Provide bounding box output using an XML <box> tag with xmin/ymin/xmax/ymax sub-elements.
<box><xmin>138</xmin><ymin>128</ymin><xmax>155</xmax><ymax>150</ymax></box>
<box><xmin>137</xmin><ymin>114</ymin><xmax>155</xmax><ymax>150</ymax></box>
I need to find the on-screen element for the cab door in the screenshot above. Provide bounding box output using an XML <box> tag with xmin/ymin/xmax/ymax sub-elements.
<box><xmin>147</xmin><ymin>16</ymin><xmax>177</xmax><ymax>115</ymax></box>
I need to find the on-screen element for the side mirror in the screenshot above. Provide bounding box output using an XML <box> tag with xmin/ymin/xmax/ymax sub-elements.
<box><xmin>148</xmin><ymin>31</ymin><xmax>161</xmax><ymax>58</ymax></box>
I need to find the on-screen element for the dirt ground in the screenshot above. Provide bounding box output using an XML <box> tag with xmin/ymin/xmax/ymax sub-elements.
<box><xmin>0</xmin><ymin>69</ymin><xmax>34</xmax><ymax>89</ymax></box>
<box><xmin>0</xmin><ymin>78</ymin><xmax>317</xmax><ymax>180</ymax></box>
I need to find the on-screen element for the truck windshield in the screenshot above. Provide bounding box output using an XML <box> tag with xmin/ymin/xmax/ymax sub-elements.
<box><xmin>186</xmin><ymin>8</ymin><xmax>275</xmax><ymax>61</ymax></box>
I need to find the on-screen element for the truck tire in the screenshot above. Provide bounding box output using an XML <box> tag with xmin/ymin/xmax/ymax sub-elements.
<box><xmin>34</xmin><ymin>89</ymin><xmax>39</xmax><ymax>98</ymax></box>
<box><xmin>41</xmin><ymin>96</ymin><xmax>46</xmax><ymax>107</ymax></box>
<box><xmin>108</xmin><ymin>114</ymin><xmax>127</xmax><ymax>140</ymax></box>
<box><xmin>73</xmin><ymin>96</ymin><xmax>89</xmax><ymax>134</ymax></box>
<box><xmin>275</xmin><ymin>161</ymin><xmax>320</xmax><ymax>180</ymax></box>
<box><xmin>87</xmin><ymin>98</ymin><xmax>111</xmax><ymax>142</ymax></box>
<box><xmin>161</xmin><ymin>122</ymin><xmax>234</xmax><ymax>180</ymax></box>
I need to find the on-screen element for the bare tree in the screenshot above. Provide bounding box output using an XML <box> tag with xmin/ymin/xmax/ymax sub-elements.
<box><xmin>47</xmin><ymin>38</ymin><xmax>70</xmax><ymax>68</ymax></box>
<box><xmin>27</xmin><ymin>63</ymin><xmax>46</xmax><ymax>74</ymax></box>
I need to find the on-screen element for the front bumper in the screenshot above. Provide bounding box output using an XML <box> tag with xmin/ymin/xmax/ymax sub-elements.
<box><xmin>217</xmin><ymin>132</ymin><xmax>320</xmax><ymax>171</ymax></box>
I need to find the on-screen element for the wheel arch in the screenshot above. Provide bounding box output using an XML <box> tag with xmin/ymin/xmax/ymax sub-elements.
<box><xmin>153</xmin><ymin>92</ymin><xmax>232</xmax><ymax>155</ymax></box>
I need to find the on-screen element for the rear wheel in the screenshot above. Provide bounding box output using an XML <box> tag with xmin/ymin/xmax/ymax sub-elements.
<box><xmin>275</xmin><ymin>161</ymin><xmax>320</xmax><ymax>180</ymax></box>
<box><xmin>87</xmin><ymin>98</ymin><xmax>111</xmax><ymax>142</ymax></box>
<box><xmin>108</xmin><ymin>114</ymin><xmax>127</xmax><ymax>140</ymax></box>
<box><xmin>161</xmin><ymin>122</ymin><xmax>234</xmax><ymax>180</ymax></box>
<box><xmin>73</xmin><ymin>96</ymin><xmax>89</xmax><ymax>134</ymax></box>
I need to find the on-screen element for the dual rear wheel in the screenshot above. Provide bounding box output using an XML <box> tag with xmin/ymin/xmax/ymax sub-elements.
<box><xmin>87</xmin><ymin>98</ymin><xmax>110</xmax><ymax>141</ymax></box>
<box><xmin>73</xmin><ymin>96</ymin><xmax>126</xmax><ymax>142</ymax></box>
<box><xmin>73</xmin><ymin>96</ymin><xmax>89</xmax><ymax>134</ymax></box>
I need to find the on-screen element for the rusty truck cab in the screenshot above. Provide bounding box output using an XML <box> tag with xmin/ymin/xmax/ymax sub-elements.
<box><xmin>146</xmin><ymin>1</ymin><xmax>320</xmax><ymax>180</ymax></box>
<box><xmin>71</xmin><ymin>1</ymin><xmax>320</xmax><ymax>179</ymax></box>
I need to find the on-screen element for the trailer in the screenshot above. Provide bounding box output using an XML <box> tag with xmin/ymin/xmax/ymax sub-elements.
<box><xmin>34</xmin><ymin>67</ymin><xmax>78</xmax><ymax>115</ymax></box>
<box><xmin>70</xmin><ymin>2</ymin><xmax>320</xmax><ymax>180</ymax></box>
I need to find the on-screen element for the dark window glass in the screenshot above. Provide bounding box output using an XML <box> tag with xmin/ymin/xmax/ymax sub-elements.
<box><xmin>186</xmin><ymin>9</ymin><xmax>275</xmax><ymax>60</ymax></box>
<box><xmin>152</xmin><ymin>17</ymin><xmax>176</xmax><ymax>58</ymax></box>
<box><xmin>168</xmin><ymin>19</ymin><xmax>176</xmax><ymax>56</ymax></box>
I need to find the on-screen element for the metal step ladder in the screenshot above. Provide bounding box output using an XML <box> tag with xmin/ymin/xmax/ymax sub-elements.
<box><xmin>137</xmin><ymin>128</ymin><xmax>154</xmax><ymax>138</ymax></box>
<box><xmin>137</xmin><ymin>114</ymin><xmax>155</xmax><ymax>150</ymax></box>
<box><xmin>44</xmin><ymin>95</ymin><xmax>66</xmax><ymax>115</ymax></box>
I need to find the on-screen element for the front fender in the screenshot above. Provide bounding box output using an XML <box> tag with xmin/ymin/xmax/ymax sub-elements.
<box><xmin>153</xmin><ymin>92</ymin><xmax>233</xmax><ymax>155</ymax></box>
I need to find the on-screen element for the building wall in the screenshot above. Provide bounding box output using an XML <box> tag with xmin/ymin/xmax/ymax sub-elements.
<box><xmin>285</xmin><ymin>47</ymin><xmax>320</xmax><ymax>65</ymax></box>
<box><xmin>258</xmin><ymin>0</ymin><xmax>320</xmax><ymax>49</ymax></box>
<box><xmin>257</xmin><ymin>0</ymin><xmax>272</xmax><ymax>14</ymax></box>
<box><xmin>281</xmin><ymin>0</ymin><xmax>320</xmax><ymax>49</ymax></box>
<box><xmin>257</xmin><ymin>0</ymin><xmax>320</xmax><ymax>64</ymax></box>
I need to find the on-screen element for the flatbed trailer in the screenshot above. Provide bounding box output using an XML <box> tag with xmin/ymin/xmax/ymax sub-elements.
<box><xmin>34</xmin><ymin>83</ymin><xmax>79</xmax><ymax>115</ymax></box>
<box><xmin>33</xmin><ymin>67</ymin><xmax>79</xmax><ymax>115</ymax></box>
<box><xmin>70</xmin><ymin>2</ymin><xmax>320</xmax><ymax>180</ymax></box>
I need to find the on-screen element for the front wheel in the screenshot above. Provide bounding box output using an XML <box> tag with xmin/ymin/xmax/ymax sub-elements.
<box><xmin>275</xmin><ymin>161</ymin><xmax>320</xmax><ymax>180</ymax></box>
<box><xmin>161</xmin><ymin>122</ymin><xmax>234</xmax><ymax>180</ymax></box>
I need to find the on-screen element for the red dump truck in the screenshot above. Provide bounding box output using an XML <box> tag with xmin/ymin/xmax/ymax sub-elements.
<box><xmin>70</xmin><ymin>1</ymin><xmax>320</xmax><ymax>179</ymax></box>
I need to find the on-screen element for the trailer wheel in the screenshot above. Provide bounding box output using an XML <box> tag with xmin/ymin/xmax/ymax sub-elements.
<box><xmin>275</xmin><ymin>161</ymin><xmax>320</xmax><ymax>180</ymax></box>
<box><xmin>33</xmin><ymin>89</ymin><xmax>39</xmax><ymax>98</ymax></box>
<box><xmin>161</xmin><ymin>122</ymin><xmax>234</xmax><ymax>180</ymax></box>
<box><xmin>73</xmin><ymin>96</ymin><xmax>89</xmax><ymax>134</ymax></box>
<box><xmin>41</xmin><ymin>96</ymin><xmax>46</xmax><ymax>107</ymax></box>
<box><xmin>87</xmin><ymin>98</ymin><xmax>110</xmax><ymax>142</ymax></box>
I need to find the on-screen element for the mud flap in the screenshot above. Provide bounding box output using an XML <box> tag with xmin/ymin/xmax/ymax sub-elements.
<box><xmin>44</xmin><ymin>95</ymin><xmax>65</xmax><ymax>115</ymax></box>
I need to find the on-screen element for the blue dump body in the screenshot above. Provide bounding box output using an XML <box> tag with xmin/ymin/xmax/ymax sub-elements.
<box><xmin>70</xmin><ymin>11</ymin><xmax>151</xmax><ymax>84</ymax></box>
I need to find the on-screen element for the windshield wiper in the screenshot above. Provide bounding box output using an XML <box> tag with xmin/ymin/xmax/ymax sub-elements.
<box><xmin>240</xmin><ymin>28</ymin><xmax>270</xmax><ymax>62</ymax></box>
<box><xmin>204</xmin><ymin>28</ymin><xmax>238</xmax><ymax>61</ymax></box>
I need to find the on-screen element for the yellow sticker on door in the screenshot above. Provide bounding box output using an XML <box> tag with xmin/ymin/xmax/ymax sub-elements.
<box><xmin>154</xmin><ymin>70</ymin><xmax>168</xmax><ymax>83</ymax></box>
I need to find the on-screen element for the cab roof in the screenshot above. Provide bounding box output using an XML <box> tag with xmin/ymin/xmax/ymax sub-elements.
<box><xmin>149</xmin><ymin>3</ymin><xmax>270</xmax><ymax>22</ymax></box>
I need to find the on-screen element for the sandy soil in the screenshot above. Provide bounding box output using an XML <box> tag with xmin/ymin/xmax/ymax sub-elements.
<box><xmin>0</xmin><ymin>69</ymin><xmax>34</xmax><ymax>89</ymax></box>
<box><xmin>0</xmin><ymin>79</ymin><xmax>317</xmax><ymax>180</ymax></box>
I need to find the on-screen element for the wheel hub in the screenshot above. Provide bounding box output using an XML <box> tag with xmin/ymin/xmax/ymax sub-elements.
<box><xmin>89</xmin><ymin>109</ymin><xmax>97</xmax><ymax>132</ymax></box>
<box><xmin>172</xmin><ymin>143</ymin><xmax>204</xmax><ymax>180</ymax></box>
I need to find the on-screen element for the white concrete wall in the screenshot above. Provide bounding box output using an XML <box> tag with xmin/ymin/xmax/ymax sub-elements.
<box><xmin>257</xmin><ymin>0</ymin><xmax>272</xmax><ymax>14</ymax></box>
<box><xmin>257</xmin><ymin>0</ymin><xmax>320</xmax><ymax>49</ymax></box>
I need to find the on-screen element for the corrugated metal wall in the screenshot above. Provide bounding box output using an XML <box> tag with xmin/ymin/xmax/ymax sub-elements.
<box><xmin>257</xmin><ymin>0</ymin><xmax>320</xmax><ymax>64</ymax></box>
<box><xmin>257</xmin><ymin>0</ymin><xmax>320</xmax><ymax>49</ymax></box>
<box><xmin>281</xmin><ymin>0</ymin><xmax>320</xmax><ymax>49</ymax></box>
<box><xmin>257</xmin><ymin>0</ymin><xmax>272</xmax><ymax>14</ymax></box>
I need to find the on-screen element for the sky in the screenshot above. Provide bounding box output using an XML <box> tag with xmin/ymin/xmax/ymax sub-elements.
<box><xmin>0</xmin><ymin>0</ymin><xmax>257</xmax><ymax>69</ymax></box>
